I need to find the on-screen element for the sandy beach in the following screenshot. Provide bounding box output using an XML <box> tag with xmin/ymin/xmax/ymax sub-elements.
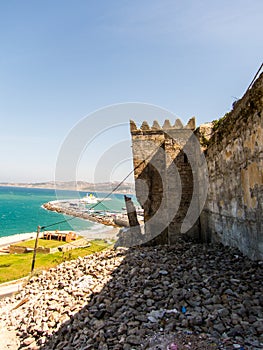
<box><xmin>0</xmin><ymin>226</ymin><xmax>119</xmax><ymax>250</ymax></box>
<box><xmin>77</xmin><ymin>226</ymin><xmax>119</xmax><ymax>240</ymax></box>
<box><xmin>0</xmin><ymin>232</ymin><xmax>39</xmax><ymax>248</ymax></box>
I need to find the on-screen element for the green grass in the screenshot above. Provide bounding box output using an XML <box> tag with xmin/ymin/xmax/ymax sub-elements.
<box><xmin>13</xmin><ymin>238</ymin><xmax>69</xmax><ymax>249</ymax></box>
<box><xmin>0</xmin><ymin>240</ymin><xmax>112</xmax><ymax>284</ymax></box>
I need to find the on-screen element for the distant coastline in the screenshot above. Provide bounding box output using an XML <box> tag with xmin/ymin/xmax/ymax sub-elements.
<box><xmin>0</xmin><ymin>187</ymin><xmax>127</xmax><ymax>238</ymax></box>
<box><xmin>0</xmin><ymin>181</ymin><xmax>135</xmax><ymax>195</ymax></box>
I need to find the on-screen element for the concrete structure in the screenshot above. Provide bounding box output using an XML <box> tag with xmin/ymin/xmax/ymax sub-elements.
<box><xmin>130</xmin><ymin>73</ymin><xmax>263</xmax><ymax>260</ymax></box>
<box><xmin>9</xmin><ymin>238</ymin><xmax>89</xmax><ymax>254</ymax></box>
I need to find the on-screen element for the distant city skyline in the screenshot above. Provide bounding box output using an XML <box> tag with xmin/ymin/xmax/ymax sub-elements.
<box><xmin>0</xmin><ymin>1</ymin><xmax>262</xmax><ymax>182</ymax></box>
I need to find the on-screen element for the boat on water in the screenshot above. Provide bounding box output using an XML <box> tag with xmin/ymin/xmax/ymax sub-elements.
<box><xmin>80</xmin><ymin>193</ymin><xmax>98</xmax><ymax>204</ymax></box>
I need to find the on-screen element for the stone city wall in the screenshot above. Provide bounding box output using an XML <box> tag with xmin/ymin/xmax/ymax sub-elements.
<box><xmin>201</xmin><ymin>73</ymin><xmax>263</xmax><ymax>260</ymax></box>
<box><xmin>130</xmin><ymin>117</ymin><xmax>201</xmax><ymax>245</ymax></box>
<box><xmin>130</xmin><ymin>73</ymin><xmax>262</xmax><ymax>260</ymax></box>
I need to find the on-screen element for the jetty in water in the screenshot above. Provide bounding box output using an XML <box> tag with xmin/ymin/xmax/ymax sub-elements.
<box><xmin>42</xmin><ymin>200</ymin><xmax>143</xmax><ymax>228</ymax></box>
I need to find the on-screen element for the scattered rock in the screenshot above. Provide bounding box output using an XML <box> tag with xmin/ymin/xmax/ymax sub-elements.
<box><xmin>0</xmin><ymin>242</ymin><xmax>262</xmax><ymax>349</ymax></box>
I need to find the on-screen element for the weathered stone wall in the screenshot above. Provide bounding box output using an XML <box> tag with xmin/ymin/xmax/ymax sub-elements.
<box><xmin>201</xmin><ymin>73</ymin><xmax>263</xmax><ymax>260</ymax></box>
<box><xmin>130</xmin><ymin>73</ymin><xmax>262</xmax><ymax>260</ymax></box>
<box><xmin>130</xmin><ymin>118</ymin><xmax>201</xmax><ymax>245</ymax></box>
<box><xmin>9</xmin><ymin>245</ymin><xmax>52</xmax><ymax>254</ymax></box>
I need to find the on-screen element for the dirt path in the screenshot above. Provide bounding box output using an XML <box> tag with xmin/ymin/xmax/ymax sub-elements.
<box><xmin>0</xmin><ymin>326</ymin><xmax>20</xmax><ymax>349</ymax></box>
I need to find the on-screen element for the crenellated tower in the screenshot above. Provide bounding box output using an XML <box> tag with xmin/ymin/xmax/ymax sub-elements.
<box><xmin>130</xmin><ymin>117</ymin><xmax>203</xmax><ymax>245</ymax></box>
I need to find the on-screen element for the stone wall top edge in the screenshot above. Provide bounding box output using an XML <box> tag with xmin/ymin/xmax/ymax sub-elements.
<box><xmin>206</xmin><ymin>71</ymin><xmax>263</xmax><ymax>150</ymax></box>
<box><xmin>130</xmin><ymin>117</ymin><xmax>196</xmax><ymax>133</ymax></box>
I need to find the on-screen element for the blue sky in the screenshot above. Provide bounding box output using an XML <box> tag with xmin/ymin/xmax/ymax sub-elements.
<box><xmin>0</xmin><ymin>0</ymin><xmax>262</xmax><ymax>182</ymax></box>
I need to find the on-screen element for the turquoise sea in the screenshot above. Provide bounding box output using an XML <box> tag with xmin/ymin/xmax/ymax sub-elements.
<box><xmin>0</xmin><ymin>186</ymin><xmax>128</xmax><ymax>238</ymax></box>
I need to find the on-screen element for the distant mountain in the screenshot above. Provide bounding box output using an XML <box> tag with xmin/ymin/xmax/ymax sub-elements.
<box><xmin>0</xmin><ymin>181</ymin><xmax>135</xmax><ymax>194</ymax></box>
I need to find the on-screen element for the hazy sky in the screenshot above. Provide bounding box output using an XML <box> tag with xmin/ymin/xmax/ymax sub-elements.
<box><xmin>0</xmin><ymin>0</ymin><xmax>262</xmax><ymax>183</ymax></box>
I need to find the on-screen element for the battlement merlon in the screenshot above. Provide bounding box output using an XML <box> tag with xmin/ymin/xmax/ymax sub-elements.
<box><xmin>130</xmin><ymin>117</ymin><xmax>196</xmax><ymax>134</ymax></box>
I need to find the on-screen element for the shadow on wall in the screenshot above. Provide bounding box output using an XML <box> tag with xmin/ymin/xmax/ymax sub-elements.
<box><xmin>131</xmin><ymin>138</ymin><xmax>201</xmax><ymax>247</ymax></box>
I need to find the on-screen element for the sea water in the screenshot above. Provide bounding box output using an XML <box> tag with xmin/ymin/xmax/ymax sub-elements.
<box><xmin>0</xmin><ymin>186</ymin><xmax>129</xmax><ymax>238</ymax></box>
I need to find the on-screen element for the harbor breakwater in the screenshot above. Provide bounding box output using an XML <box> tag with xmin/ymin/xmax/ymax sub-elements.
<box><xmin>43</xmin><ymin>201</ymin><xmax>120</xmax><ymax>228</ymax></box>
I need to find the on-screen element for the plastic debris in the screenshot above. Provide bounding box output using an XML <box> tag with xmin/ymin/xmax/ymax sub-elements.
<box><xmin>167</xmin><ymin>343</ymin><xmax>178</xmax><ymax>350</ymax></box>
<box><xmin>147</xmin><ymin>309</ymin><xmax>166</xmax><ymax>322</ymax></box>
<box><xmin>147</xmin><ymin>308</ymin><xmax>178</xmax><ymax>322</ymax></box>
<box><xmin>165</xmin><ymin>308</ymin><xmax>178</xmax><ymax>314</ymax></box>
<box><xmin>148</xmin><ymin>316</ymin><xmax>158</xmax><ymax>323</ymax></box>
<box><xmin>181</xmin><ymin>306</ymin><xmax>186</xmax><ymax>314</ymax></box>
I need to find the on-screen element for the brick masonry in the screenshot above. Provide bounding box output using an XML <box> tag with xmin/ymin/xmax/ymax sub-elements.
<box><xmin>130</xmin><ymin>117</ymin><xmax>203</xmax><ymax>245</ymax></box>
<box><xmin>130</xmin><ymin>73</ymin><xmax>263</xmax><ymax>260</ymax></box>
